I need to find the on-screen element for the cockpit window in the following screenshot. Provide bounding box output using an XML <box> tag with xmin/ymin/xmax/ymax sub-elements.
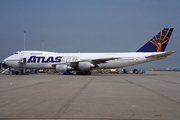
<box><xmin>14</xmin><ymin>51</ymin><xmax>21</xmax><ymax>54</ymax></box>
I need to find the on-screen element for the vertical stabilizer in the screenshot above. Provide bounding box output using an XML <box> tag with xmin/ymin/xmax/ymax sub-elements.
<box><xmin>137</xmin><ymin>28</ymin><xmax>174</xmax><ymax>52</ymax></box>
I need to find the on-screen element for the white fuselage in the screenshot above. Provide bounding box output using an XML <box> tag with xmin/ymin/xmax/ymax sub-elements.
<box><xmin>3</xmin><ymin>51</ymin><xmax>165</xmax><ymax>69</ymax></box>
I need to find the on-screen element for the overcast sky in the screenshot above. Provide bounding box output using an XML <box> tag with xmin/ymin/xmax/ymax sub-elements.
<box><xmin>0</xmin><ymin>0</ymin><xmax>180</xmax><ymax>69</ymax></box>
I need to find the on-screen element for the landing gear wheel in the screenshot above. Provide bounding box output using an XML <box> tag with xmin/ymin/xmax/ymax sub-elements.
<box><xmin>76</xmin><ymin>70</ymin><xmax>91</xmax><ymax>75</ymax></box>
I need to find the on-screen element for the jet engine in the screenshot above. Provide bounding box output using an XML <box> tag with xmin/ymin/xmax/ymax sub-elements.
<box><xmin>78</xmin><ymin>62</ymin><xmax>95</xmax><ymax>70</ymax></box>
<box><xmin>56</xmin><ymin>64</ymin><xmax>72</xmax><ymax>72</ymax></box>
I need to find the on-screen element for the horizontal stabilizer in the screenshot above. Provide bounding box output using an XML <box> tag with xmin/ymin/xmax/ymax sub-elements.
<box><xmin>145</xmin><ymin>51</ymin><xmax>176</xmax><ymax>59</ymax></box>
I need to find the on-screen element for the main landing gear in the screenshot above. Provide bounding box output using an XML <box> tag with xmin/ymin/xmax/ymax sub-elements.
<box><xmin>76</xmin><ymin>70</ymin><xmax>91</xmax><ymax>75</ymax></box>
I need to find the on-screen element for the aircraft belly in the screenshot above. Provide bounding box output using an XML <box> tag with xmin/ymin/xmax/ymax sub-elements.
<box><xmin>25</xmin><ymin>63</ymin><xmax>47</xmax><ymax>69</ymax></box>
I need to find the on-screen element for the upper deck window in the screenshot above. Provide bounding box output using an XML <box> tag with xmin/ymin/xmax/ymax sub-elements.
<box><xmin>30</xmin><ymin>53</ymin><xmax>43</xmax><ymax>55</ymax></box>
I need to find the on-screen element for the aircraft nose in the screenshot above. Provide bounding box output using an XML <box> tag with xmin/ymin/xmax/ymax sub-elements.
<box><xmin>3</xmin><ymin>55</ymin><xmax>20</xmax><ymax>67</ymax></box>
<box><xmin>3</xmin><ymin>56</ymin><xmax>15</xmax><ymax>67</ymax></box>
<box><xmin>3</xmin><ymin>57</ymin><xmax>10</xmax><ymax>65</ymax></box>
<box><xmin>3</xmin><ymin>58</ymin><xmax>7</xmax><ymax>64</ymax></box>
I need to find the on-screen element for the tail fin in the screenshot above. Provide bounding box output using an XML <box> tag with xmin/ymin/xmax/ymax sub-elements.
<box><xmin>136</xmin><ymin>28</ymin><xmax>174</xmax><ymax>52</ymax></box>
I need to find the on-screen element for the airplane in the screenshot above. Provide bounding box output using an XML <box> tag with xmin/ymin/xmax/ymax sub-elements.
<box><xmin>3</xmin><ymin>28</ymin><xmax>175</xmax><ymax>75</ymax></box>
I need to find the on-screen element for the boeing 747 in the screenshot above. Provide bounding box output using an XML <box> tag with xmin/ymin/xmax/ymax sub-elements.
<box><xmin>3</xmin><ymin>28</ymin><xmax>175</xmax><ymax>75</ymax></box>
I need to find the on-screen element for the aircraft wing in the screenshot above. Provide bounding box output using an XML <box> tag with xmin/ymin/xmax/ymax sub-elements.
<box><xmin>52</xmin><ymin>57</ymin><xmax>120</xmax><ymax>67</ymax></box>
<box><xmin>91</xmin><ymin>57</ymin><xmax>120</xmax><ymax>64</ymax></box>
<box><xmin>145</xmin><ymin>51</ymin><xmax>175</xmax><ymax>59</ymax></box>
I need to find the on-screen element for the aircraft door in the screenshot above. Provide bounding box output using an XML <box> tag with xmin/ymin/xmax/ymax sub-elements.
<box><xmin>18</xmin><ymin>58</ymin><xmax>27</xmax><ymax>68</ymax></box>
<box><xmin>23</xmin><ymin>58</ymin><xmax>27</xmax><ymax>64</ymax></box>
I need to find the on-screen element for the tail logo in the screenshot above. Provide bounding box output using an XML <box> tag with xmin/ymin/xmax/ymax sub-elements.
<box><xmin>149</xmin><ymin>28</ymin><xmax>172</xmax><ymax>52</ymax></box>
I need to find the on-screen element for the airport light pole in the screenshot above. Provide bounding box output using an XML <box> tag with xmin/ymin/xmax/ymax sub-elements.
<box><xmin>42</xmin><ymin>40</ymin><xmax>44</xmax><ymax>51</ymax></box>
<box><xmin>23</xmin><ymin>31</ymin><xmax>26</xmax><ymax>50</ymax></box>
<box><xmin>53</xmin><ymin>45</ymin><xmax>55</xmax><ymax>52</ymax></box>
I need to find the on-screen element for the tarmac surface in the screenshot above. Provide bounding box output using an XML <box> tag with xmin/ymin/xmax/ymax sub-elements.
<box><xmin>0</xmin><ymin>71</ymin><xmax>180</xmax><ymax>120</ymax></box>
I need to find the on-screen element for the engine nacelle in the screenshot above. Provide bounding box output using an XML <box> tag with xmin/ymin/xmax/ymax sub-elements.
<box><xmin>56</xmin><ymin>64</ymin><xmax>72</xmax><ymax>72</ymax></box>
<box><xmin>78</xmin><ymin>62</ymin><xmax>95</xmax><ymax>70</ymax></box>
